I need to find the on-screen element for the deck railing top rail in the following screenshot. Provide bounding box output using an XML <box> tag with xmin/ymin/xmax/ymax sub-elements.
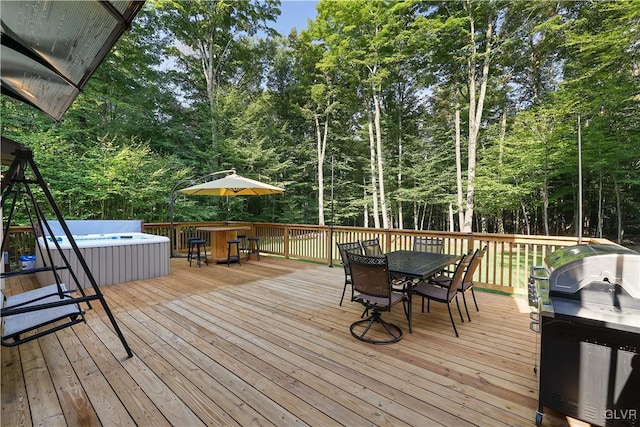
<box><xmin>5</xmin><ymin>221</ymin><xmax>615</xmax><ymax>294</ymax></box>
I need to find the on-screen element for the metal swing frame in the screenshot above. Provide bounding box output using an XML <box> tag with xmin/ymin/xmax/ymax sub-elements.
<box><xmin>1</xmin><ymin>148</ymin><xmax>133</xmax><ymax>357</ymax></box>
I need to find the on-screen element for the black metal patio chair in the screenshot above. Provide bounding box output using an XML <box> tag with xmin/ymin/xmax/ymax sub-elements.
<box><xmin>347</xmin><ymin>252</ymin><xmax>410</xmax><ymax>344</ymax></box>
<box><xmin>411</xmin><ymin>253</ymin><xmax>472</xmax><ymax>337</ymax></box>
<box><xmin>431</xmin><ymin>246</ymin><xmax>487</xmax><ymax>321</ymax></box>
<box><xmin>337</xmin><ymin>241</ymin><xmax>364</xmax><ymax>306</ymax></box>
<box><xmin>413</xmin><ymin>236</ymin><xmax>444</xmax><ymax>253</ymax></box>
<box><xmin>360</xmin><ymin>238</ymin><xmax>382</xmax><ymax>256</ymax></box>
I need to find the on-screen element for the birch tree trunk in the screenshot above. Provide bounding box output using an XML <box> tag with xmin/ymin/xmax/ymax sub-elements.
<box><xmin>462</xmin><ymin>7</ymin><xmax>494</xmax><ymax>232</ymax></box>
<box><xmin>315</xmin><ymin>113</ymin><xmax>329</xmax><ymax>226</ymax></box>
<box><xmin>373</xmin><ymin>88</ymin><xmax>389</xmax><ymax>229</ymax></box>
<box><xmin>498</xmin><ymin>104</ymin><xmax>506</xmax><ymax>234</ymax></box>
<box><xmin>200</xmin><ymin>43</ymin><xmax>217</xmax><ymax>159</ymax></box>
<box><xmin>449</xmin><ymin>203</ymin><xmax>455</xmax><ymax>232</ymax></box>
<box><xmin>199</xmin><ymin>36</ymin><xmax>232</xmax><ymax>165</ymax></box>
<box><xmin>542</xmin><ymin>179</ymin><xmax>550</xmax><ymax>236</ymax></box>
<box><xmin>614</xmin><ymin>177</ymin><xmax>623</xmax><ymax>244</ymax></box>
<box><xmin>363</xmin><ymin>179</ymin><xmax>370</xmax><ymax>228</ymax></box>
<box><xmin>367</xmin><ymin>109</ymin><xmax>380</xmax><ymax>228</ymax></box>
<box><xmin>522</xmin><ymin>203</ymin><xmax>531</xmax><ymax>235</ymax></box>
<box><xmin>455</xmin><ymin>103</ymin><xmax>464</xmax><ymax>231</ymax></box>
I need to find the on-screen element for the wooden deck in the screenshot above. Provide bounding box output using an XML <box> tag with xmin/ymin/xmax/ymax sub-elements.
<box><xmin>2</xmin><ymin>256</ymin><xmax>583</xmax><ymax>426</ymax></box>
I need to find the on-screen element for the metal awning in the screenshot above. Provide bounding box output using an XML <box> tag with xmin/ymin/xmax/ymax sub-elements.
<box><xmin>1</xmin><ymin>1</ymin><xmax>145</xmax><ymax>121</ymax></box>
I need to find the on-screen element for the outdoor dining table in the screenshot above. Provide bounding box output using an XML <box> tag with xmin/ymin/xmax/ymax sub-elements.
<box><xmin>386</xmin><ymin>250</ymin><xmax>460</xmax><ymax>281</ymax></box>
<box><xmin>385</xmin><ymin>250</ymin><xmax>461</xmax><ymax>327</ymax></box>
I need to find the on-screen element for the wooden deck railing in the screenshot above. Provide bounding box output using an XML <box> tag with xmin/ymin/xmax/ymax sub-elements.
<box><xmin>4</xmin><ymin>221</ymin><xmax>613</xmax><ymax>294</ymax></box>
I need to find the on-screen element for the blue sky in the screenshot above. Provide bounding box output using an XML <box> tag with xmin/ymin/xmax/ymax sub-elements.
<box><xmin>272</xmin><ymin>1</ymin><xmax>318</xmax><ymax>35</ymax></box>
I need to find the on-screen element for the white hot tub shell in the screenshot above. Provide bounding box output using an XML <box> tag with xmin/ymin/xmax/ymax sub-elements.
<box><xmin>36</xmin><ymin>232</ymin><xmax>170</xmax><ymax>289</ymax></box>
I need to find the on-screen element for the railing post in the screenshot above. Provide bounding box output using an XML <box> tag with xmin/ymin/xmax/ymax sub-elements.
<box><xmin>327</xmin><ymin>226</ymin><xmax>333</xmax><ymax>267</ymax></box>
<box><xmin>384</xmin><ymin>229</ymin><xmax>391</xmax><ymax>253</ymax></box>
<box><xmin>284</xmin><ymin>225</ymin><xmax>290</xmax><ymax>259</ymax></box>
<box><xmin>467</xmin><ymin>232</ymin><xmax>475</xmax><ymax>253</ymax></box>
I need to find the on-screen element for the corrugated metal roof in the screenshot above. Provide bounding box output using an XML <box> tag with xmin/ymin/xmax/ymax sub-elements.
<box><xmin>1</xmin><ymin>0</ymin><xmax>145</xmax><ymax>121</ymax></box>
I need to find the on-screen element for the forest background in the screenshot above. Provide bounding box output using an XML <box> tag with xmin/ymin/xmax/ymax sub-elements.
<box><xmin>1</xmin><ymin>0</ymin><xmax>639</xmax><ymax>245</ymax></box>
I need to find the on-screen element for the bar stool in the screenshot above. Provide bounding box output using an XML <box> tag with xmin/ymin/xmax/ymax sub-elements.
<box><xmin>237</xmin><ymin>234</ymin><xmax>248</xmax><ymax>257</ymax></box>
<box><xmin>247</xmin><ymin>236</ymin><xmax>260</xmax><ymax>261</ymax></box>
<box><xmin>188</xmin><ymin>239</ymin><xmax>207</xmax><ymax>267</ymax></box>
<box><xmin>226</xmin><ymin>239</ymin><xmax>241</xmax><ymax>267</ymax></box>
<box><xmin>186</xmin><ymin>236</ymin><xmax>198</xmax><ymax>259</ymax></box>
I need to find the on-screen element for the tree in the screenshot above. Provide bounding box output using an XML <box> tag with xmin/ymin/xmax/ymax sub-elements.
<box><xmin>153</xmin><ymin>0</ymin><xmax>280</xmax><ymax>170</ymax></box>
<box><xmin>420</xmin><ymin>1</ymin><xmax>545</xmax><ymax>232</ymax></box>
<box><xmin>555</xmin><ymin>0</ymin><xmax>640</xmax><ymax>242</ymax></box>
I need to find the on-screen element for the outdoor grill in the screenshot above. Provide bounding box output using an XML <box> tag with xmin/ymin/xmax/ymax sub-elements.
<box><xmin>529</xmin><ymin>244</ymin><xmax>640</xmax><ymax>427</ymax></box>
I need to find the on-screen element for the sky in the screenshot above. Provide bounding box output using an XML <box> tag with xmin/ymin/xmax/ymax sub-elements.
<box><xmin>272</xmin><ymin>1</ymin><xmax>318</xmax><ymax>35</ymax></box>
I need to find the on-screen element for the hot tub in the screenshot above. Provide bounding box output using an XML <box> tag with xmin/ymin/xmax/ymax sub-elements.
<box><xmin>36</xmin><ymin>232</ymin><xmax>170</xmax><ymax>289</ymax></box>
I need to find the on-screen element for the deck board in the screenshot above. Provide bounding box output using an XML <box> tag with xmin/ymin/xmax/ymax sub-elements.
<box><xmin>2</xmin><ymin>256</ymin><xmax>581</xmax><ymax>426</ymax></box>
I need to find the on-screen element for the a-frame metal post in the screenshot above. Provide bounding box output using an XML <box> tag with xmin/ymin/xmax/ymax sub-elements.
<box><xmin>2</xmin><ymin>148</ymin><xmax>133</xmax><ymax>358</ymax></box>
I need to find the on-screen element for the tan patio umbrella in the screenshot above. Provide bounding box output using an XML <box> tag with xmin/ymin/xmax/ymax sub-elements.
<box><xmin>178</xmin><ymin>173</ymin><xmax>284</xmax><ymax>196</ymax></box>
<box><xmin>179</xmin><ymin>172</ymin><xmax>284</xmax><ymax>223</ymax></box>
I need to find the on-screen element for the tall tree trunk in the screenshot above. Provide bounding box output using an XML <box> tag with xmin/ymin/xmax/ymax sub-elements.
<box><xmin>363</xmin><ymin>179</ymin><xmax>370</xmax><ymax>228</ymax></box>
<box><xmin>421</xmin><ymin>202</ymin><xmax>428</xmax><ymax>230</ymax></box>
<box><xmin>614</xmin><ymin>177</ymin><xmax>623</xmax><ymax>244</ymax></box>
<box><xmin>397</xmin><ymin>112</ymin><xmax>404</xmax><ymax>230</ymax></box>
<box><xmin>373</xmin><ymin>88</ymin><xmax>389</xmax><ymax>229</ymax></box>
<box><xmin>463</xmin><ymin>6</ymin><xmax>494</xmax><ymax>232</ymax></box>
<box><xmin>315</xmin><ymin>113</ymin><xmax>329</xmax><ymax>226</ymax></box>
<box><xmin>522</xmin><ymin>203</ymin><xmax>531</xmax><ymax>235</ymax></box>
<box><xmin>449</xmin><ymin>203</ymin><xmax>455</xmax><ymax>232</ymax></box>
<box><xmin>199</xmin><ymin>37</ymin><xmax>232</xmax><ymax>167</ymax></box>
<box><xmin>542</xmin><ymin>178</ymin><xmax>550</xmax><ymax>236</ymax></box>
<box><xmin>455</xmin><ymin>103</ymin><xmax>464</xmax><ymax>232</ymax></box>
<box><xmin>597</xmin><ymin>170</ymin><xmax>603</xmax><ymax>238</ymax></box>
<box><xmin>497</xmin><ymin>210</ymin><xmax>505</xmax><ymax>234</ymax></box>
<box><xmin>497</xmin><ymin>102</ymin><xmax>507</xmax><ymax>235</ymax></box>
<box><xmin>367</xmin><ymin>109</ymin><xmax>380</xmax><ymax>228</ymax></box>
<box><xmin>208</xmin><ymin>94</ymin><xmax>216</xmax><ymax>161</ymax></box>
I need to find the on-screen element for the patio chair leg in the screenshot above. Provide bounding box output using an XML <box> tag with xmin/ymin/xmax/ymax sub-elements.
<box><xmin>455</xmin><ymin>295</ymin><xmax>464</xmax><ymax>323</ymax></box>
<box><xmin>471</xmin><ymin>288</ymin><xmax>479</xmax><ymax>311</ymax></box>
<box><xmin>447</xmin><ymin>304</ymin><xmax>459</xmax><ymax>337</ymax></box>
<box><xmin>350</xmin><ymin>311</ymin><xmax>402</xmax><ymax>344</ymax></box>
<box><xmin>339</xmin><ymin>284</ymin><xmax>347</xmax><ymax>306</ymax></box>
<box><xmin>462</xmin><ymin>291</ymin><xmax>472</xmax><ymax>322</ymax></box>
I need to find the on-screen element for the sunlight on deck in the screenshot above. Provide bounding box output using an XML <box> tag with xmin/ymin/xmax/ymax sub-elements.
<box><xmin>2</xmin><ymin>256</ymin><xmax>579</xmax><ymax>426</ymax></box>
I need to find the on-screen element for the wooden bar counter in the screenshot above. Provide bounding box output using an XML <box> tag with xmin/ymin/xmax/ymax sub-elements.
<box><xmin>196</xmin><ymin>226</ymin><xmax>251</xmax><ymax>263</ymax></box>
